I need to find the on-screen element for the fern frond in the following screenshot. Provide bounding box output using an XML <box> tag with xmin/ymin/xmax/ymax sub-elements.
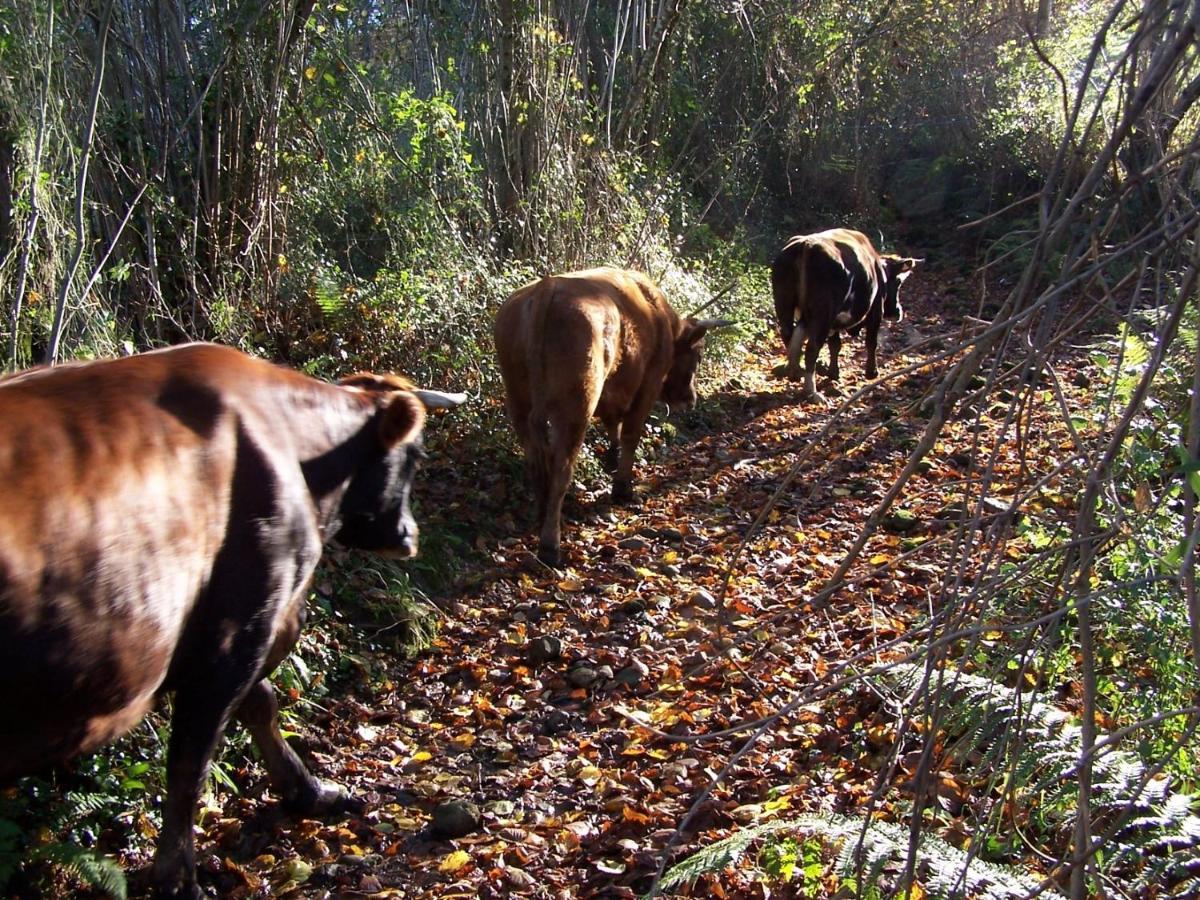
<box><xmin>876</xmin><ymin>663</ymin><xmax>1200</xmax><ymax>895</ymax></box>
<box><xmin>657</xmin><ymin>818</ymin><xmax>800</xmax><ymax>891</ymax></box>
<box><xmin>31</xmin><ymin>842</ymin><xmax>127</xmax><ymax>900</ymax></box>
<box><xmin>657</xmin><ymin>812</ymin><xmax>1060</xmax><ymax>899</ymax></box>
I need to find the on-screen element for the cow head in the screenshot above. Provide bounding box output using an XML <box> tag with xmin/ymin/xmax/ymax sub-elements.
<box><xmin>662</xmin><ymin>318</ymin><xmax>735</xmax><ymax>408</ymax></box>
<box><xmin>880</xmin><ymin>255</ymin><xmax>922</xmax><ymax>322</ymax></box>
<box><xmin>335</xmin><ymin>374</ymin><xmax>465</xmax><ymax>558</ymax></box>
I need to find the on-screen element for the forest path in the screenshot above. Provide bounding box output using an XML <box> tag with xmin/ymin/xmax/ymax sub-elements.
<box><xmin>200</xmin><ymin>280</ymin><xmax>1043</xmax><ymax>899</ymax></box>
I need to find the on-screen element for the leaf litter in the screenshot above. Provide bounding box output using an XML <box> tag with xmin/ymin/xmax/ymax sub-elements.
<box><xmin>110</xmin><ymin>278</ymin><xmax>1097</xmax><ymax>897</ymax></box>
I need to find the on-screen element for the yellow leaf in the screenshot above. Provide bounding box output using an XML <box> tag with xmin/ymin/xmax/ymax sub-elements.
<box><xmin>304</xmin><ymin>66</ymin><xmax>317</xmax><ymax>81</ymax></box>
<box><xmin>409</xmin><ymin>750</ymin><xmax>433</xmax><ymax>764</ymax></box>
<box><xmin>577</xmin><ymin>765</ymin><xmax>603</xmax><ymax>786</ymax></box>
<box><xmin>869</xmin><ymin>554</ymin><xmax>891</xmax><ymax>566</ymax></box>
<box><xmin>438</xmin><ymin>850</ymin><xmax>471</xmax><ymax>873</ymax></box>
<box><xmin>557</xmin><ymin>576</ymin><xmax>585</xmax><ymax>592</ymax></box>
<box><xmin>451</xmin><ymin>732</ymin><xmax>476</xmax><ymax>748</ymax></box>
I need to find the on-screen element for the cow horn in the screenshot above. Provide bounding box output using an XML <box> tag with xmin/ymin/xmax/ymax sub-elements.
<box><xmin>411</xmin><ymin>389</ymin><xmax>467</xmax><ymax>410</ymax></box>
<box><xmin>695</xmin><ymin>318</ymin><xmax>736</xmax><ymax>330</ymax></box>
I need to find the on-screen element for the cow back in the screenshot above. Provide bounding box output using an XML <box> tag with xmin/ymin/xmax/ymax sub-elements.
<box><xmin>495</xmin><ymin>267</ymin><xmax>679</xmax><ymax>423</ymax></box>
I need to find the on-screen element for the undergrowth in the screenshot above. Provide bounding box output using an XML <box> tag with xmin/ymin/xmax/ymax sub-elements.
<box><xmin>0</xmin><ymin>545</ymin><xmax>449</xmax><ymax>898</ymax></box>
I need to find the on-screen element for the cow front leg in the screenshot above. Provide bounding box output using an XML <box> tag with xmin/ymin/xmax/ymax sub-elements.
<box><xmin>864</xmin><ymin>320</ymin><xmax>880</xmax><ymax>380</ymax></box>
<box><xmin>785</xmin><ymin>323</ymin><xmax>806</xmax><ymax>381</ymax></box>
<box><xmin>151</xmin><ymin>684</ymin><xmax>241</xmax><ymax>899</ymax></box>
<box><xmin>236</xmin><ymin>678</ymin><xmax>357</xmax><ymax>816</ymax></box>
<box><xmin>601</xmin><ymin>418</ymin><xmax>621</xmax><ymax>474</ymax></box>
<box><xmin>827</xmin><ymin>331</ymin><xmax>842</xmax><ymax>382</ymax></box>
<box><xmin>613</xmin><ymin>393</ymin><xmax>657</xmax><ymax>505</ymax></box>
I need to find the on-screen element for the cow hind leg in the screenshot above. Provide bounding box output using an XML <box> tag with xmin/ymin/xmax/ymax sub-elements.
<box><xmin>523</xmin><ymin>415</ymin><xmax>553</xmax><ymax>532</ymax></box>
<box><xmin>538</xmin><ymin>417</ymin><xmax>587</xmax><ymax>567</ymax></box>
<box><xmin>803</xmin><ymin>328</ymin><xmax>829</xmax><ymax>404</ymax></box>
<box><xmin>785</xmin><ymin>324</ymin><xmax>806</xmax><ymax>381</ymax></box>
<box><xmin>236</xmin><ymin>678</ymin><xmax>360</xmax><ymax>816</ymax></box>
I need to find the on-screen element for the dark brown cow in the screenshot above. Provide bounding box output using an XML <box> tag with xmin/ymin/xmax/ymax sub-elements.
<box><xmin>0</xmin><ymin>343</ymin><xmax>463</xmax><ymax>897</ymax></box>
<box><xmin>494</xmin><ymin>267</ymin><xmax>730</xmax><ymax>566</ymax></box>
<box><xmin>772</xmin><ymin>228</ymin><xmax>921</xmax><ymax>402</ymax></box>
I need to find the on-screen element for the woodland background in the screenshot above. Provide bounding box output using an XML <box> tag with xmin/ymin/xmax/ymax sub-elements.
<box><xmin>2</xmin><ymin>1</ymin><xmax>1200</xmax><ymax>898</ymax></box>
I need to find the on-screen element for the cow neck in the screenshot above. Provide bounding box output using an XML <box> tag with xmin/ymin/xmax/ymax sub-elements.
<box><xmin>291</xmin><ymin>386</ymin><xmax>382</xmax><ymax>518</ymax></box>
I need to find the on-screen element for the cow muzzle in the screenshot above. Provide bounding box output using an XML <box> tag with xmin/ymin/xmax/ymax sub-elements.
<box><xmin>376</xmin><ymin>532</ymin><xmax>418</xmax><ymax>559</ymax></box>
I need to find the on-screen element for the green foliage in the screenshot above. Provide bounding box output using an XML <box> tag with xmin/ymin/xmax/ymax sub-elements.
<box><xmin>0</xmin><ymin>779</ymin><xmax>144</xmax><ymax>898</ymax></box>
<box><xmin>985</xmin><ymin>6</ymin><xmax>1126</xmax><ymax>171</ymax></box>
<box><xmin>880</xmin><ymin>663</ymin><xmax>1200</xmax><ymax>895</ymax></box>
<box><xmin>659</xmin><ymin>810</ymin><xmax>1059</xmax><ymax>898</ymax></box>
<box><xmin>27</xmin><ymin>841</ymin><xmax>127</xmax><ymax>900</ymax></box>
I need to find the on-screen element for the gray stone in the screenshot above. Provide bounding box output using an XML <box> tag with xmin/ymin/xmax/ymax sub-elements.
<box><xmin>883</xmin><ymin>509</ymin><xmax>921</xmax><ymax>533</ymax></box>
<box><xmin>432</xmin><ymin>800</ymin><xmax>482</xmax><ymax>839</ymax></box>
<box><xmin>615</xmin><ymin>659</ymin><xmax>650</xmax><ymax>686</ymax></box>
<box><xmin>527</xmin><ymin>635</ymin><xmax>562</xmax><ymax>665</ymax></box>
<box><xmin>568</xmin><ymin>665</ymin><xmax>600</xmax><ymax>688</ymax></box>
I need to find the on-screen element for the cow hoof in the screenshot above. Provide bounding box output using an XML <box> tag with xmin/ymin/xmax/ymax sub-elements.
<box><xmin>601</xmin><ymin>449</ymin><xmax>620</xmax><ymax>474</ymax></box>
<box><xmin>148</xmin><ymin>871</ymin><xmax>203</xmax><ymax>900</ymax></box>
<box><xmin>156</xmin><ymin>884</ymin><xmax>203</xmax><ymax>900</ymax></box>
<box><xmin>803</xmin><ymin>390</ymin><xmax>830</xmax><ymax>406</ymax></box>
<box><xmin>611</xmin><ymin>481</ymin><xmax>636</xmax><ymax>506</ymax></box>
<box><xmin>285</xmin><ymin>779</ymin><xmax>362</xmax><ymax>818</ymax></box>
<box><xmin>785</xmin><ymin>368</ymin><xmax>803</xmax><ymax>383</ymax></box>
<box><xmin>865</xmin><ymin>368</ymin><xmax>878</xmax><ymax>380</ymax></box>
<box><xmin>536</xmin><ymin>544</ymin><xmax>562</xmax><ymax>567</ymax></box>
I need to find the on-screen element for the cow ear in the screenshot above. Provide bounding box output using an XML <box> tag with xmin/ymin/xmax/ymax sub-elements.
<box><xmin>886</xmin><ymin>256</ymin><xmax>922</xmax><ymax>283</ymax></box>
<box><xmin>378</xmin><ymin>392</ymin><xmax>426</xmax><ymax>448</ymax></box>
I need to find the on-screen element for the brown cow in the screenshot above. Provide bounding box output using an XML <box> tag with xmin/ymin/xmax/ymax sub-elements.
<box><xmin>772</xmin><ymin>228</ymin><xmax>920</xmax><ymax>402</ymax></box>
<box><xmin>494</xmin><ymin>267</ymin><xmax>731</xmax><ymax>566</ymax></box>
<box><xmin>0</xmin><ymin>343</ymin><xmax>463</xmax><ymax>898</ymax></box>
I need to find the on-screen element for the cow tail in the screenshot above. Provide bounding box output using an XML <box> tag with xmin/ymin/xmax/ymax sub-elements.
<box><xmin>525</xmin><ymin>279</ymin><xmax>555</xmax><ymax>489</ymax></box>
<box><xmin>771</xmin><ymin>243</ymin><xmax>806</xmax><ymax>350</ymax></box>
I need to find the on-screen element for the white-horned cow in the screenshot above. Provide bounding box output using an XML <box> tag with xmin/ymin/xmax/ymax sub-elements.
<box><xmin>494</xmin><ymin>267</ymin><xmax>730</xmax><ymax>566</ymax></box>
<box><xmin>0</xmin><ymin>343</ymin><xmax>463</xmax><ymax>897</ymax></box>
<box><xmin>772</xmin><ymin>228</ymin><xmax>921</xmax><ymax>401</ymax></box>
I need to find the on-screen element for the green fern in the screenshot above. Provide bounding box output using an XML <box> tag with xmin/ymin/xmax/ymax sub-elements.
<box><xmin>879</xmin><ymin>663</ymin><xmax>1200</xmax><ymax>894</ymax></box>
<box><xmin>658</xmin><ymin>813</ymin><xmax>1060</xmax><ymax>898</ymax></box>
<box><xmin>30</xmin><ymin>842</ymin><xmax>127</xmax><ymax>900</ymax></box>
<box><xmin>658</xmin><ymin>818</ymin><xmax>801</xmax><ymax>890</ymax></box>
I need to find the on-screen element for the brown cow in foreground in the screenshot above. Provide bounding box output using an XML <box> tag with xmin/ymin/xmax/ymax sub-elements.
<box><xmin>0</xmin><ymin>343</ymin><xmax>463</xmax><ymax>897</ymax></box>
<box><xmin>772</xmin><ymin>228</ymin><xmax>921</xmax><ymax>402</ymax></box>
<box><xmin>494</xmin><ymin>267</ymin><xmax>731</xmax><ymax>566</ymax></box>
